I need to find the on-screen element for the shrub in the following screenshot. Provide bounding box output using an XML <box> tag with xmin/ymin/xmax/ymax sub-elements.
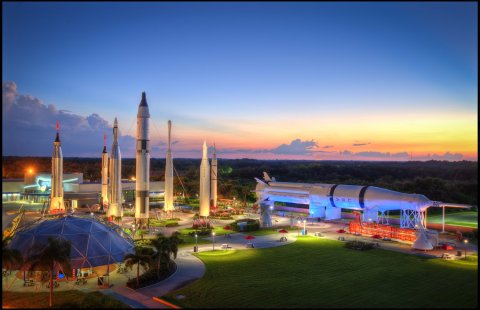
<box><xmin>188</xmin><ymin>228</ymin><xmax>212</xmax><ymax>236</ymax></box>
<box><xmin>165</xmin><ymin>222</ymin><xmax>179</xmax><ymax>227</ymax></box>
<box><xmin>230</xmin><ymin>218</ymin><xmax>260</xmax><ymax>232</ymax></box>
<box><xmin>123</xmin><ymin>211</ymin><xmax>134</xmax><ymax>217</ymax></box>
<box><xmin>126</xmin><ymin>262</ymin><xmax>177</xmax><ymax>289</ymax></box>
<box><xmin>345</xmin><ymin>240</ymin><xmax>375</xmax><ymax>251</ymax></box>
<box><xmin>134</xmin><ymin>239</ymin><xmax>152</xmax><ymax>246</ymax></box>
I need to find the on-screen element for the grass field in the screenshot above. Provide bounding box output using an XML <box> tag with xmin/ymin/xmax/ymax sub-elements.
<box><xmin>163</xmin><ymin>236</ymin><xmax>478</xmax><ymax>308</ymax></box>
<box><xmin>247</xmin><ymin>226</ymin><xmax>299</xmax><ymax>236</ymax></box>
<box><xmin>388</xmin><ymin>211</ymin><xmax>478</xmax><ymax>228</ymax></box>
<box><xmin>2</xmin><ymin>290</ymin><xmax>129</xmax><ymax>308</ymax></box>
<box><xmin>426</xmin><ymin>211</ymin><xmax>478</xmax><ymax>228</ymax></box>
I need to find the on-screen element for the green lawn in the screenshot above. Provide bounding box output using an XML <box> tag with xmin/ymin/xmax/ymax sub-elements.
<box><xmin>387</xmin><ymin>211</ymin><xmax>478</xmax><ymax>228</ymax></box>
<box><xmin>426</xmin><ymin>211</ymin><xmax>478</xmax><ymax>228</ymax></box>
<box><xmin>163</xmin><ymin>236</ymin><xmax>478</xmax><ymax>308</ymax></box>
<box><xmin>178</xmin><ymin>226</ymin><xmax>234</xmax><ymax>236</ymax></box>
<box><xmin>2</xmin><ymin>290</ymin><xmax>129</xmax><ymax>309</ymax></box>
<box><xmin>247</xmin><ymin>226</ymin><xmax>299</xmax><ymax>236</ymax></box>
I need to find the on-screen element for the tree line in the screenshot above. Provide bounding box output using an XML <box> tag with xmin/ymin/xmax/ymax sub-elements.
<box><xmin>2</xmin><ymin>157</ymin><xmax>477</xmax><ymax>206</ymax></box>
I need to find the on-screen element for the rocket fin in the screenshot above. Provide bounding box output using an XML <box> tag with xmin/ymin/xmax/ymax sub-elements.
<box><xmin>263</xmin><ymin>172</ymin><xmax>272</xmax><ymax>182</ymax></box>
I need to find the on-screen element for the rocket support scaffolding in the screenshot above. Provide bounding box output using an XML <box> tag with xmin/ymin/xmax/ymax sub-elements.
<box><xmin>164</xmin><ymin>120</ymin><xmax>174</xmax><ymax>213</ymax></box>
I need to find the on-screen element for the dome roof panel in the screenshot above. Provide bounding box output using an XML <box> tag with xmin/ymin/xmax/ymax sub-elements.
<box><xmin>9</xmin><ymin>215</ymin><xmax>133</xmax><ymax>269</ymax></box>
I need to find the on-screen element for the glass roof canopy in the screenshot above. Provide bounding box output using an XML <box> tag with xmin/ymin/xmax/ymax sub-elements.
<box><xmin>9</xmin><ymin>215</ymin><xmax>134</xmax><ymax>269</ymax></box>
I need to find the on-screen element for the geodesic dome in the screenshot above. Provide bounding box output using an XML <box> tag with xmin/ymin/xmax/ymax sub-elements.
<box><xmin>9</xmin><ymin>215</ymin><xmax>134</xmax><ymax>269</ymax></box>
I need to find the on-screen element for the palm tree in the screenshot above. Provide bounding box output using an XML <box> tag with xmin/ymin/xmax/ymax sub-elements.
<box><xmin>24</xmin><ymin>237</ymin><xmax>71</xmax><ymax>308</ymax></box>
<box><xmin>151</xmin><ymin>232</ymin><xmax>182</xmax><ymax>278</ymax></box>
<box><xmin>123</xmin><ymin>246</ymin><xmax>153</xmax><ymax>288</ymax></box>
<box><xmin>2</xmin><ymin>237</ymin><xmax>23</xmax><ymax>299</ymax></box>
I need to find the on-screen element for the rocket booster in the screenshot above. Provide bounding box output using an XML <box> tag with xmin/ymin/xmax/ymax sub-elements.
<box><xmin>49</xmin><ymin>121</ymin><xmax>64</xmax><ymax>213</ymax></box>
<box><xmin>199</xmin><ymin>141</ymin><xmax>210</xmax><ymax>217</ymax></box>
<box><xmin>210</xmin><ymin>144</ymin><xmax>217</xmax><ymax>208</ymax></box>
<box><xmin>135</xmin><ymin>92</ymin><xmax>150</xmax><ymax>219</ymax></box>
<box><xmin>108</xmin><ymin>118</ymin><xmax>122</xmax><ymax>217</ymax></box>
<box><xmin>164</xmin><ymin>120</ymin><xmax>174</xmax><ymax>212</ymax></box>
<box><xmin>101</xmin><ymin>133</ymin><xmax>109</xmax><ymax>207</ymax></box>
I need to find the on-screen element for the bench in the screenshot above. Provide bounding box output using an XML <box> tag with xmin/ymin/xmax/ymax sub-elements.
<box><xmin>279</xmin><ymin>236</ymin><xmax>288</xmax><ymax>242</ymax></box>
<box><xmin>314</xmin><ymin>232</ymin><xmax>322</xmax><ymax>237</ymax></box>
<box><xmin>441</xmin><ymin>253</ymin><xmax>454</xmax><ymax>260</ymax></box>
<box><xmin>221</xmin><ymin>244</ymin><xmax>232</xmax><ymax>249</ymax></box>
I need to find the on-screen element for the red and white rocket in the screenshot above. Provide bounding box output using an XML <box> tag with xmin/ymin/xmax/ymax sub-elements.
<box><xmin>49</xmin><ymin>121</ymin><xmax>64</xmax><ymax>213</ymax></box>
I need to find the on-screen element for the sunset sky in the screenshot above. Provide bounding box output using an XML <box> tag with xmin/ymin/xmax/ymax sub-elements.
<box><xmin>2</xmin><ymin>2</ymin><xmax>477</xmax><ymax>160</ymax></box>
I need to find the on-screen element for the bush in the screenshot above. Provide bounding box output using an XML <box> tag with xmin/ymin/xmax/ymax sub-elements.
<box><xmin>134</xmin><ymin>239</ymin><xmax>152</xmax><ymax>246</ymax></box>
<box><xmin>230</xmin><ymin>218</ymin><xmax>260</xmax><ymax>232</ymax></box>
<box><xmin>345</xmin><ymin>240</ymin><xmax>375</xmax><ymax>251</ymax></box>
<box><xmin>165</xmin><ymin>222</ymin><xmax>179</xmax><ymax>227</ymax></box>
<box><xmin>188</xmin><ymin>228</ymin><xmax>212</xmax><ymax>236</ymax></box>
<box><xmin>126</xmin><ymin>262</ymin><xmax>176</xmax><ymax>289</ymax></box>
<box><xmin>123</xmin><ymin>211</ymin><xmax>134</xmax><ymax>217</ymax></box>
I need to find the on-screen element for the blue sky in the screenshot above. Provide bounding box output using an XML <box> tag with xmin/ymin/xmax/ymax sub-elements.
<box><xmin>2</xmin><ymin>2</ymin><xmax>477</xmax><ymax>160</ymax></box>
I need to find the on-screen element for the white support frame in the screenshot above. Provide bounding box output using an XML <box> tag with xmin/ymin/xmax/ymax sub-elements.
<box><xmin>378</xmin><ymin>210</ymin><xmax>389</xmax><ymax>225</ymax></box>
<box><xmin>400</xmin><ymin>209</ymin><xmax>425</xmax><ymax>229</ymax></box>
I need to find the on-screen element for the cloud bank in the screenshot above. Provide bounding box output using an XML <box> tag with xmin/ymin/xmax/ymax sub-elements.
<box><xmin>2</xmin><ymin>81</ymin><xmax>136</xmax><ymax>157</ymax></box>
<box><xmin>2</xmin><ymin>82</ymin><xmax>468</xmax><ymax>161</ymax></box>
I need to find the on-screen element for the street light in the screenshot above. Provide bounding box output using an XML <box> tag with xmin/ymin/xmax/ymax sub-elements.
<box><xmin>131</xmin><ymin>223</ymin><xmax>136</xmax><ymax>239</ymax></box>
<box><xmin>297</xmin><ymin>220</ymin><xmax>301</xmax><ymax>236</ymax></box>
<box><xmin>303</xmin><ymin>219</ymin><xmax>306</xmax><ymax>235</ymax></box>
<box><xmin>212</xmin><ymin>232</ymin><xmax>216</xmax><ymax>250</ymax></box>
<box><xmin>464</xmin><ymin>239</ymin><xmax>468</xmax><ymax>259</ymax></box>
<box><xmin>194</xmin><ymin>233</ymin><xmax>198</xmax><ymax>252</ymax></box>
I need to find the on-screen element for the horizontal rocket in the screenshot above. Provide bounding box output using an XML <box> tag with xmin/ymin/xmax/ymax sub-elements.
<box><xmin>255</xmin><ymin>173</ymin><xmax>469</xmax><ymax>213</ymax></box>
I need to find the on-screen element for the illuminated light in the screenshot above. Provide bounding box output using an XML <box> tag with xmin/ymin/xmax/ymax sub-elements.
<box><xmin>63</xmin><ymin>178</ymin><xmax>79</xmax><ymax>183</ymax></box>
<box><xmin>131</xmin><ymin>177</ymin><xmax>136</xmax><ymax>181</ymax></box>
<box><xmin>28</xmin><ymin>168</ymin><xmax>34</xmax><ymax>174</ymax></box>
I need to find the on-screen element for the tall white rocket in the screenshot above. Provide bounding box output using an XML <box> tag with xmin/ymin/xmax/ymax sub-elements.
<box><xmin>164</xmin><ymin>120</ymin><xmax>174</xmax><ymax>212</ymax></box>
<box><xmin>101</xmin><ymin>133</ymin><xmax>109</xmax><ymax>209</ymax></box>
<box><xmin>49</xmin><ymin>121</ymin><xmax>64</xmax><ymax>213</ymax></box>
<box><xmin>107</xmin><ymin>118</ymin><xmax>122</xmax><ymax>217</ymax></box>
<box><xmin>199</xmin><ymin>141</ymin><xmax>210</xmax><ymax>217</ymax></box>
<box><xmin>210</xmin><ymin>144</ymin><xmax>217</xmax><ymax>208</ymax></box>
<box><xmin>135</xmin><ymin>92</ymin><xmax>150</xmax><ymax>220</ymax></box>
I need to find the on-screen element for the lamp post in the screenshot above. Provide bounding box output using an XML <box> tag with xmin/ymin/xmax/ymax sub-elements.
<box><xmin>303</xmin><ymin>219</ymin><xmax>306</xmax><ymax>235</ymax></box>
<box><xmin>464</xmin><ymin>239</ymin><xmax>468</xmax><ymax>259</ymax></box>
<box><xmin>131</xmin><ymin>223</ymin><xmax>136</xmax><ymax>240</ymax></box>
<box><xmin>297</xmin><ymin>220</ymin><xmax>300</xmax><ymax>236</ymax></box>
<box><xmin>194</xmin><ymin>233</ymin><xmax>198</xmax><ymax>252</ymax></box>
<box><xmin>212</xmin><ymin>232</ymin><xmax>216</xmax><ymax>250</ymax></box>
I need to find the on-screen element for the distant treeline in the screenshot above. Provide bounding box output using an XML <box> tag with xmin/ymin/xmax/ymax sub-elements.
<box><xmin>2</xmin><ymin>157</ymin><xmax>477</xmax><ymax>207</ymax></box>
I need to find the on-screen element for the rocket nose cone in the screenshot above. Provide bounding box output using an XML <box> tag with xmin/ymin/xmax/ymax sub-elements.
<box><xmin>202</xmin><ymin>141</ymin><xmax>208</xmax><ymax>158</ymax></box>
<box><xmin>140</xmin><ymin>92</ymin><xmax>148</xmax><ymax>107</ymax></box>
